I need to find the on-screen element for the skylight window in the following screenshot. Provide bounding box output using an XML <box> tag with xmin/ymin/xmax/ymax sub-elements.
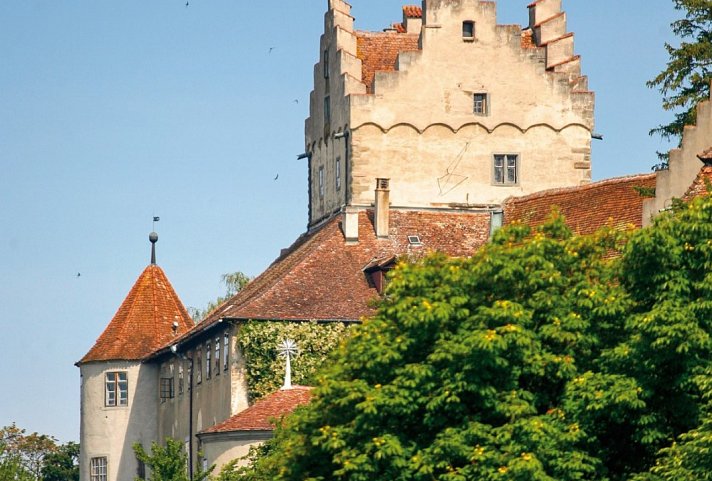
<box><xmin>408</xmin><ymin>235</ymin><xmax>422</xmax><ymax>245</ymax></box>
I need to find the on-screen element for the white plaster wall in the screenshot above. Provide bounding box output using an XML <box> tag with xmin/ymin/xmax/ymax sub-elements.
<box><xmin>200</xmin><ymin>433</ymin><xmax>271</xmax><ymax>472</ymax></box>
<box><xmin>79</xmin><ymin>361</ymin><xmax>158</xmax><ymax>481</ymax></box>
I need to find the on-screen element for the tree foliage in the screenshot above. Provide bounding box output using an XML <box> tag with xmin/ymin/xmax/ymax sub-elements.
<box><xmin>648</xmin><ymin>0</ymin><xmax>711</xmax><ymax>166</ymax></box>
<box><xmin>40</xmin><ymin>442</ymin><xmax>78</xmax><ymax>481</ymax></box>
<box><xmin>0</xmin><ymin>424</ymin><xmax>58</xmax><ymax>481</ymax></box>
<box><xmin>189</xmin><ymin>271</ymin><xmax>252</xmax><ymax>322</ymax></box>
<box><xmin>133</xmin><ymin>438</ymin><xmax>212</xmax><ymax>481</ymax></box>
<box><xmin>231</xmin><ymin>195</ymin><xmax>712</xmax><ymax>481</ymax></box>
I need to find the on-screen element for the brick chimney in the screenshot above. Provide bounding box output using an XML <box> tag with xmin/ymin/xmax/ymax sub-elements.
<box><xmin>374</xmin><ymin>178</ymin><xmax>390</xmax><ymax>238</ymax></box>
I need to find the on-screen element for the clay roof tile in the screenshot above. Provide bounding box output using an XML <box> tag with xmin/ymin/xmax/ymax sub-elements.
<box><xmin>403</xmin><ymin>5</ymin><xmax>422</xmax><ymax>18</ymax></box>
<box><xmin>78</xmin><ymin>264</ymin><xmax>194</xmax><ymax>364</ymax></box>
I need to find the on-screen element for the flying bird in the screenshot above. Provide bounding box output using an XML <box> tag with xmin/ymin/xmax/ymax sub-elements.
<box><xmin>76</xmin><ymin>273</ymin><xmax>81</xmax><ymax>278</ymax></box>
<box><xmin>269</xmin><ymin>47</ymin><xmax>275</xmax><ymax>54</ymax></box>
<box><xmin>293</xmin><ymin>99</ymin><xmax>299</xmax><ymax>104</ymax></box>
<box><xmin>274</xmin><ymin>174</ymin><xmax>279</xmax><ymax>181</ymax></box>
<box><xmin>185</xmin><ymin>1</ymin><xmax>189</xmax><ymax>6</ymax></box>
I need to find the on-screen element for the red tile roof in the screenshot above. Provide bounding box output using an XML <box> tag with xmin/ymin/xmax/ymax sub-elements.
<box><xmin>79</xmin><ymin>265</ymin><xmax>194</xmax><ymax>364</ymax></box>
<box><xmin>403</xmin><ymin>5</ymin><xmax>422</xmax><ymax>18</ymax></box>
<box><xmin>698</xmin><ymin>146</ymin><xmax>712</xmax><ymax>164</ymax></box>
<box><xmin>393</xmin><ymin>22</ymin><xmax>407</xmax><ymax>34</ymax></box>
<box><xmin>683</xmin><ymin>166</ymin><xmax>712</xmax><ymax>201</ymax></box>
<box><xmin>521</xmin><ymin>29</ymin><xmax>536</xmax><ymax>49</ymax></box>
<box><xmin>201</xmin><ymin>387</ymin><xmax>312</xmax><ymax>433</ymax></box>
<box><xmin>356</xmin><ymin>31</ymin><xmax>420</xmax><ymax>93</ymax></box>
<box><xmin>503</xmin><ymin>174</ymin><xmax>657</xmax><ymax>234</ymax></box>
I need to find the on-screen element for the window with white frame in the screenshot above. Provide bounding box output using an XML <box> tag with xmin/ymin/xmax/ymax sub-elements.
<box><xmin>335</xmin><ymin>157</ymin><xmax>341</xmax><ymax>190</ymax></box>
<box><xmin>105</xmin><ymin>372</ymin><xmax>128</xmax><ymax>407</ymax></box>
<box><xmin>178</xmin><ymin>364</ymin><xmax>184</xmax><ymax>395</ymax></box>
<box><xmin>196</xmin><ymin>349</ymin><xmax>203</xmax><ymax>384</ymax></box>
<box><xmin>493</xmin><ymin>154</ymin><xmax>519</xmax><ymax>185</ymax></box>
<box><xmin>318</xmin><ymin>166</ymin><xmax>325</xmax><ymax>198</ymax></box>
<box><xmin>205</xmin><ymin>342</ymin><xmax>211</xmax><ymax>380</ymax></box>
<box><xmin>214</xmin><ymin>337</ymin><xmax>220</xmax><ymax>376</ymax></box>
<box><xmin>473</xmin><ymin>93</ymin><xmax>489</xmax><ymax>115</ymax></box>
<box><xmin>90</xmin><ymin>457</ymin><xmax>107</xmax><ymax>481</ymax></box>
<box><xmin>223</xmin><ymin>333</ymin><xmax>229</xmax><ymax>371</ymax></box>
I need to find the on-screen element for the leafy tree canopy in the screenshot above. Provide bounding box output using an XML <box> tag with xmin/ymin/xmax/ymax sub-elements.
<box><xmin>233</xmin><ymin>195</ymin><xmax>712</xmax><ymax>481</ymax></box>
<box><xmin>0</xmin><ymin>424</ymin><xmax>59</xmax><ymax>481</ymax></box>
<box><xmin>188</xmin><ymin>271</ymin><xmax>252</xmax><ymax>322</ymax></box>
<box><xmin>648</xmin><ymin>0</ymin><xmax>711</xmax><ymax>167</ymax></box>
<box><xmin>40</xmin><ymin>442</ymin><xmax>78</xmax><ymax>481</ymax></box>
<box><xmin>134</xmin><ymin>438</ymin><xmax>212</xmax><ymax>481</ymax></box>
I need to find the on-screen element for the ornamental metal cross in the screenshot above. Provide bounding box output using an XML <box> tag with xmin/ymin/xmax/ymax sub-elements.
<box><xmin>277</xmin><ymin>339</ymin><xmax>298</xmax><ymax>389</ymax></box>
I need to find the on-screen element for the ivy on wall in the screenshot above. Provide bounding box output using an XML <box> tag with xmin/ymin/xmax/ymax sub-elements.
<box><xmin>238</xmin><ymin>320</ymin><xmax>351</xmax><ymax>400</ymax></box>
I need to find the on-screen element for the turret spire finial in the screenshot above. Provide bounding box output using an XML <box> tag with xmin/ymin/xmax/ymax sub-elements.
<box><xmin>149</xmin><ymin>232</ymin><xmax>158</xmax><ymax>265</ymax></box>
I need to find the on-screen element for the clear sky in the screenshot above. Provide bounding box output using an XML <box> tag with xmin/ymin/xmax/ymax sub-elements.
<box><xmin>0</xmin><ymin>1</ymin><xmax>679</xmax><ymax>443</ymax></box>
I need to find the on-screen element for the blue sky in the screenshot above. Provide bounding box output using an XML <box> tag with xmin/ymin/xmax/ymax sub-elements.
<box><xmin>0</xmin><ymin>1</ymin><xmax>678</xmax><ymax>443</ymax></box>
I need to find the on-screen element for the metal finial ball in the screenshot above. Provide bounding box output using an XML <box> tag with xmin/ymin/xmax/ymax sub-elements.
<box><xmin>149</xmin><ymin>232</ymin><xmax>158</xmax><ymax>244</ymax></box>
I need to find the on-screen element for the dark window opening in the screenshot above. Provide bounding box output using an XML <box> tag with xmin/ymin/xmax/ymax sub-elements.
<box><xmin>463</xmin><ymin>21</ymin><xmax>475</xmax><ymax>39</ymax></box>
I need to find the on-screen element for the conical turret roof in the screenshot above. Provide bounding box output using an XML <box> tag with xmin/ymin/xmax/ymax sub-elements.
<box><xmin>78</xmin><ymin>264</ymin><xmax>194</xmax><ymax>364</ymax></box>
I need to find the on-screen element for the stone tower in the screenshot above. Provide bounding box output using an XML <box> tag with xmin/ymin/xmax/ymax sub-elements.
<box><xmin>305</xmin><ymin>0</ymin><xmax>594</xmax><ymax>228</ymax></box>
<box><xmin>76</xmin><ymin>235</ymin><xmax>194</xmax><ymax>481</ymax></box>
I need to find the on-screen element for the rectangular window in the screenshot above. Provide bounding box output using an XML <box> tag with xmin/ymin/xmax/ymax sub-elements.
<box><xmin>463</xmin><ymin>21</ymin><xmax>475</xmax><ymax>39</ymax></box>
<box><xmin>493</xmin><ymin>154</ymin><xmax>519</xmax><ymax>185</ymax></box>
<box><xmin>323</xmin><ymin>49</ymin><xmax>329</xmax><ymax>79</ymax></box>
<box><xmin>335</xmin><ymin>157</ymin><xmax>341</xmax><ymax>190</ymax></box>
<box><xmin>318</xmin><ymin>166</ymin><xmax>325</xmax><ymax>198</ymax></box>
<box><xmin>178</xmin><ymin>365</ymin><xmax>184</xmax><ymax>395</ymax></box>
<box><xmin>324</xmin><ymin>96</ymin><xmax>331</xmax><ymax>125</ymax></box>
<box><xmin>205</xmin><ymin>342</ymin><xmax>211</xmax><ymax>380</ymax></box>
<box><xmin>473</xmin><ymin>93</ymin><xmax>489</xmax><ymax>115</ymax></box>
<box><xmin>137</xmin><ymin>459</ymin><xmax>146</xmax><ymax>479</ymax></box>
<box><xmin>90</xmin><ymin>457</ymin><xmax>107</xmax><ymax>481</ymax></box>
<box><xmin>223</xmin><ymin>333</ymin><xmax>229</xmax><ymax>371</ymax></box>
<box><xmin>160</xmin><ymin>377</ymin><xmax>174</xmax><ymax>401</ymax></box>
<box><xmin>214</xmin><ymin>337</ymin><xmax>220</xmax><ymax>376</ymax></box>
<box><xmin>105</xmin><ymin>372</ymin><xmax>128</xmax><ymax>407</ymax></box>
<box><xmin>196</xmin><ymin>349</ymin><xmax>203</xmax><ymax>384</ymax></box>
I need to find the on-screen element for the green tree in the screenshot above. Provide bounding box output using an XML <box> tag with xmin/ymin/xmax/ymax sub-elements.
<box><xmin>648</xmin><ymin>0</ymin><xmax>711</xmax><ymax>167</ymax></box>
<box><xmin>232</xmin><ymin>195</ymin><xmax>712</xmax><ymax>481</ymax></box>
<box><xmin>189</xmin><ymin>271</ymin><xmax>252</xmax><ymax>322</ymax></box>
<box><xmin>133</xmin><ymin>438</ymin><xmax>212</xmax><ymax>481</ymax></box>
<box><xmin>40</xmin><ymin>442</ymin><xmax>79</xmax><ymax>481</ymax></box>
<box><xmin>0</xmin><ymin>424</ymin><xmax>58</xmax><ymax>481</ymax></box>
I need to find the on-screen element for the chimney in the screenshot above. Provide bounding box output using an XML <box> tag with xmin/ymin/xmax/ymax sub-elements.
<box><xmin>344</xmin><ymin>206</ymin><xmax>359</xmax><ymax>243</ymax></box>
<box><xmin>374</xmin><ymin>178</ymin><xmax>390</xmax><ymax>238</ymax></box>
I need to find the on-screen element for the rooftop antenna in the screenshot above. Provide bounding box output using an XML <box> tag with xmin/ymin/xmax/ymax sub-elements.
<box><xmin>277</xmin><ymin>339</ymin><xmax>298</xmax><ymax>390</ymax></box>
<box><xmin>150</xmin><ymin>216</ymin><xmax>159</xmax><ymax>265</ymax></box>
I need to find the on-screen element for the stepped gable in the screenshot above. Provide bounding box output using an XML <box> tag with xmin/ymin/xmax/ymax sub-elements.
<box><xmin>504</xmin><ymin>174</ymin><xmax>656</xmax><ymax>235</ymax></box>
<box><xmin>201</xmin><ymin>387</ymin><xmax>312</xmax><ymax>433</ymax></box>
<box><xmin>78</xmin><ymin>264</ymin><xmax>194</xmax><ymax>364</ymax></box>
<box><xmin>180</xmin><ymin>210</ymin><xmax>490</xmax><ymax>333</ymax></box>
<box><xmin>356</xmin><ymin>31</ymin><xmax>420</xmax><ymax>93</ymax></box>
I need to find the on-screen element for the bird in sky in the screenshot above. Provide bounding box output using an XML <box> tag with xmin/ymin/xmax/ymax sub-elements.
<box><xmin>76</xmin><ymin>273</ymin><xmax>81</xmax><ymax>278</ymax></box>
<box><xmin>293</xmin><ymin>99</ymin><xmax>299</xmax><ymax>104</ymax></box>
<box><xmin>269</xmin><ymin>47</ymin><xmax>275</xmax><ymax>54</ymax></box>
<box><xmin>274</xmin><ymin>174</ymin><xmax>279</xmax><ymax>181</ymax></box>
<box><xmin>185</xmin><ymin>1</ymin><xmax>189</xmax><ymax>7</ymax></box>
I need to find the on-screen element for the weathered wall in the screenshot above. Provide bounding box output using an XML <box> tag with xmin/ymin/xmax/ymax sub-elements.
<box><xmin>643</xmin><ymin>89</ymin><xmax>712</xmax><ymax>224</ymax></box>
<box><xmin>157</xmin><ymin>325</ymin><xmax>249</xmax><ymax>471</ymax></box>
<box><xmin>305</xmin><ymin>0</ymin><xmax>594</xmax><ymax>225</ymax></box>
<box><xmin>79</xmin><ymin>362</ymin><xmax>158</xmax><ymax>481</ymax></box>
<box><xmin>198</xmin><ymin>432</ymin><xmax>271</xmax><ymax>470</ymax></box>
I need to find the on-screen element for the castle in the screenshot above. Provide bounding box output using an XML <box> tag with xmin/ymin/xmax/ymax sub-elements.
<box><xmin>76</xmin><ymin>1</ymin><xmax>712</xmax><ymax>480</ymax></box>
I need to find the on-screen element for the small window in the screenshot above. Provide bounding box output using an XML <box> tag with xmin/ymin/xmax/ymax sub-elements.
<box><xmin>407</xmin><ymin>235</ymin><xmax>422</xmax><ymax>246</ymax></box>
<box><xmin>137</xmin><ymin>459</ymin><xmax>146</xmax><ymax>479</ymax></box>
<box><xmin>105</xmin><ymin>372</ymin><xmax>128</xmax><ymax>407</ymax></box>
<box><xmin>223</xmin><ymin>333</ymin><xmax>229</xmax><ymax>371</ymax></box>
<box><xmin>205</xmin><ymin>342</ymin><xmax>211</xmax><ymax>380</ymax></box>
<box><xmin>178</xmin><ymin>365</ymin><xmax>184</xmax><ymax>395</ymax></box>
<box><xmin>323</xmin><ymin>49</ymin><xmax>329</xmax><ymax>79</ymax></box>
<box><xmin>214</xmin><ymin>337</ymin><xmax>220</xmax><ymax>376</ymax></box>
<box><xmin>490</xmin><ymin>211</ymin><xmax>504</xmax><ymax>237</ymax></box>
<box><xmin>90</xmin><ymin>457</ymin><xmax>107</xmax><ymax>481</ymax></box>
<box><xmin>462</xmin><ymin>21</ymin><xmax>475</xmax><ymax>39</ymax></box>
<box><xmin>336</xmin><ymin>157</ymin><xmax>341</xmax><ymax>190</ymax></box>
<box><xmin>318</xmin><ymin>166</ymin><xmax>325</xmax><ymax>198</ymax></box>
<box><xmin>160</xmin><ymin>377</ymin><xmax>174</xmax><ymax>401</ymax></box>
<box><xmin>493</xmin><ymin>154</ymin><xmax>519</xmax><ymax>185</ymax></box>
<box><xmin>324</xmin><ymin>96</ymin><xmax>331</xmax><ymax>125</ymax></box>
<box><xmin>196</xmin><ymin>349</ymin><xmax>203</xmax><ymax>384</ymax></box>
<box><xmin>473</xmin><ymin>93</ymin><xmax>489</xmax><ymax>115</ymax></box>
